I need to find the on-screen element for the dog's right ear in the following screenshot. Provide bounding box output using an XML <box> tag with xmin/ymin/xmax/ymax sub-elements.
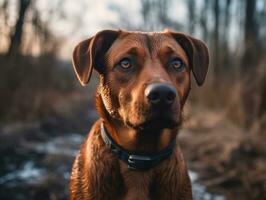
<box><xmin>72</xmin><ymin>30</ymin><xmax>120</xmax><ymax>86</ymax></box>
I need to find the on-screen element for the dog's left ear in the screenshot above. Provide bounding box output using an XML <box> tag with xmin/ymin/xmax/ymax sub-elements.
<box><xmin>72</xmin><ymin>30</ymin><xmax>120</xmax><ymax>86</ymax></box>
<box><xmin>169</xmin><ymin>32</ymin><xmax>210</xmax><ymax>86</ymax></box>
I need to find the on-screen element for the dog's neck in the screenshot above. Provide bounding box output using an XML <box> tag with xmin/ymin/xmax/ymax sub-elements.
<box><xmin>107</xmin><ymin>120</ymin><xmax>178</xmax><ymax>152</ymax></box>
<box><xmin>96</xmin><ymin>92</ymin><xmax>178</xmax><ymax>152</ymax></box>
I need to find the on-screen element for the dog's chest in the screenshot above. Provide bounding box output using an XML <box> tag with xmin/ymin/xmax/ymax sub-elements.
<box><xmin>120</xmin><ymin>162</ymin><xmax>154</xmax><ymax>200</ymax></box>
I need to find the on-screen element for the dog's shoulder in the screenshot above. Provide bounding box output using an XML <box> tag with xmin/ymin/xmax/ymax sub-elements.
<box><xmin>80</xmin><ymin>119</ymin><xmax>109</xmax><ymax>162</ymax></box>
<box><xmin>70</xmin><ymin>119</ymin><xmax>125</xmax><ymax>199</ymax></box>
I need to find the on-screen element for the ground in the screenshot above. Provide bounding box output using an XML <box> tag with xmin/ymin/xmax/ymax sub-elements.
<box><xmin>0</xmin><ymin>95</ymin><xmax>265</xmax><ymax>200</ymax></box>
<box><xmin>180</xmin><ymin>104</ymin><xmax>266</xmax><ymax>200</ymax></box>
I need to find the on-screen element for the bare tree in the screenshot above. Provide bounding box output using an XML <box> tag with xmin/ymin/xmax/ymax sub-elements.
<box><xmin>187</xmin><ymin>0</ymin><xmax>195</xmax><ymax>34</ymax></box>
<box><xmin>242</xmin><ymin>0</ymin><xmax>259</xmax><ymax>74</ymax></box>
<box><xmin>200</xmin><ymin>0</ymin><xmax>210</xmax><ymax>42</ymax></box>
<box><xmin>7</xmin><ymin>0</ymin><xmax>31</xmax><ymax>56</ymax></box>
<box><xmin>220</xmin><ymin>0</ymin><xmax>232</xmax><ymax>74</ymax></box>
<box><xmin>241</xmin><ymin>0</ymin><xmax>259</xmax><ymax>130</ymax></box>
<box><xmin>212</xmin><ymin>0</ymin><xmax>220</xmax><ymax>78</ymax></box>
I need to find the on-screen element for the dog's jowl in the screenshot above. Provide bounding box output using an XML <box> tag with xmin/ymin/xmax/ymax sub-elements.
<box><xmin>70</xmin><ymin>30</ymin><xmax>209</xmax><ymax>200</ymax></box>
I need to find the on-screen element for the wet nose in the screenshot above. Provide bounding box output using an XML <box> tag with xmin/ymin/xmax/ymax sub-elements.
<box><xmin>145</xmin><ymin>83</ymin><xmax>177</xmax><ymax>107</ymax></box>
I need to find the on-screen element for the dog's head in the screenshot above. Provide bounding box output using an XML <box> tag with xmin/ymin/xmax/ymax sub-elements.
<box><xmin>72</xmin><ymin>30</ymin><xmax>209</xmax><ymax>130</ymax></box>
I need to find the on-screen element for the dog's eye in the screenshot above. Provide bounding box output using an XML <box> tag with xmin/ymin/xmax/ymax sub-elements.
<box><xmin>119</xmin><ymin>58</ymin><xmax>131</xmax><ymax>69</ymax></box>
<box><xmin>171</xmin><ymin>58</ymin><xmax>184</xmax><ymax>71</ymax></box>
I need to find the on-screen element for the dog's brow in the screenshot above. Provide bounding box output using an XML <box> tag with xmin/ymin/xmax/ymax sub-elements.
<box><xmin>115</xmin><ymin>47</ymin><xmax>139</xmax><ymax>59</ymax></box>
<box><xmin>144</xmin><ymin>34</ymin><xmax>152</xmax><ymax>55</ymax></box>
<box><xmin>126</xmin><ymin>47</ymin><xmax>138</xmax><ymax>55</ymax></box>
<box><xmin>163</xmin><ymin>46</ymin><xmax>175</xmax><ymax>54</ymax></box>
<box><xmin>160</xmin><ymin>46</ymin><xmax>183</xmax><ymax>57</ymax></box>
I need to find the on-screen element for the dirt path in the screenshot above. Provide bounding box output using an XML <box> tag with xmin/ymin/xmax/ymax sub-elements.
<box><xmin>179</xmin><ymin>104</ymin><xmax>266</xmax><ymax>200</ymax></box>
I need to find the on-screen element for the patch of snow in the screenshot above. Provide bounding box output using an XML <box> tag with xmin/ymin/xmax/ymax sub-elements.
<box><xmin>0</xmin><ymin>161</ymin><xmax>45</xmax><ymax>185</ymax></box>
<box><xmin>189</xmin><ymin>171</ymin><xmax>225</xmax><ymax>200</ymax></box>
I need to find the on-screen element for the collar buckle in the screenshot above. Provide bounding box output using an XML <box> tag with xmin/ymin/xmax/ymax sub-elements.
<box><xmin>128</xmin><ymin>155</ymin><xmax>153</xmax><ymax>170</ymax></box>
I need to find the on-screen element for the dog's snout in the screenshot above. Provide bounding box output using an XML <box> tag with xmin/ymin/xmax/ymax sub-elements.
<box><xmin>145</xmin><ymin>83</ymin><xmax>177</xmax><ymax>106</ymax></box>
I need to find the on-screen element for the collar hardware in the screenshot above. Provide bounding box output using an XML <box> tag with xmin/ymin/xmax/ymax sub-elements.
<box><xmin>100</xmin><ymin>123</ymin><xmax>176</xmax><ymax>171</ymax></box>
<box><xmin>128</xmin><ymin>155</ymin><xmax>153</xmax><ymax>170</ymax></box>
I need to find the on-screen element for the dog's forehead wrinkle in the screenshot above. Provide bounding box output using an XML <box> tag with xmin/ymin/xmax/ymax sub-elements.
<box><xmin>113</xmin><ymin>33</ymin><xmax>163</xmax><ymax>56</ymax></box>
<box><xmin>144</xmin><ymin>34</ymin><xmax>153</xmax><ymax>55</ymax></box>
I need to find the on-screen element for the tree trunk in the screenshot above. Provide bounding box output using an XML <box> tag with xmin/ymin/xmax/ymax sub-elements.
<box><xmin>7</xmin><ymin>0</ymin><xmax>31</xmax><ymax>56</ymax></box>
<box><xmin>200</xmin><ymin>0</ymin><xmax>209</xmax><ymax>42</ymax></box>
<box><xmin>187</xmin><ymin>0</ymin><xmax>195</xmax><ymax>34</ymax></box>
<box><xmin>241</xmin><ymin>0</ymin><xmax>259</xmax><ymax>129</ymax></box>
<box><xmin>213</xmin><ymin>0</ymin><xmax>220</xmax><ymax>78</ymax></box>
<box><xmin>221</xmin><ymin>0</ymin><xmax>231</xmax><ymax>75</ymax></box>
<box><xmin>241</xmin><ymin>0</ymin><xmax>258</xmax><ymax>74</ymax></box>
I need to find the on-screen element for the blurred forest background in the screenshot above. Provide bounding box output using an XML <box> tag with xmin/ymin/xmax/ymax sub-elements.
<box><xmin>0</xmin><ymin>0</ymin><xmax>265</xmax><ymax>200</ymax></box>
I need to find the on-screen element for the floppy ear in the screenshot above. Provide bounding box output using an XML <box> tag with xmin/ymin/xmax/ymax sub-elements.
<box><xmin>72</xmin><ymin>30</ymin><xmax>120</xmax><ymax>86</ymax></box>
<box><xmin>169</xmin><ymin>32</ymin><xmax>209</xmax><ymax>86</ymax></box>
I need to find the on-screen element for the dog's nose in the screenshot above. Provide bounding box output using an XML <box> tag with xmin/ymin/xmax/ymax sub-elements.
<box><xmin>145</xmin><ymin>83</ymin><xmax>177</xmax><ymax>106</ymax></box>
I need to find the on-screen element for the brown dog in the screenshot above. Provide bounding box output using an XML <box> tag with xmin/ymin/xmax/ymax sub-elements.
<box><xmin>70</xmin><ymin>30</ymin><xmax>209</xmax><ymax>200</ymax></box>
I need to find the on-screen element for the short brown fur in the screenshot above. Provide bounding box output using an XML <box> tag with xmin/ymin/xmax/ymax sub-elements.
<box><xmin>70</xmin><ymin>30</ymin><xmax>209</xmax><ymax>200</ymax></box>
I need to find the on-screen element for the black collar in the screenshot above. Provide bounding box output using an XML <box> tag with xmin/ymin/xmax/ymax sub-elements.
<box><xmin>100</xmin><ymin>123</ymin><xmax>176</xmax><ymax>171</ymax></box>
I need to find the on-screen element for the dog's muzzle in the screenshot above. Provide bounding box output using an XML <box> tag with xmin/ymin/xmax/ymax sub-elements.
<box><xmin>145</xmin><ymin>83</ymin><xmax>177</xmax><ymax>108</ymax></box>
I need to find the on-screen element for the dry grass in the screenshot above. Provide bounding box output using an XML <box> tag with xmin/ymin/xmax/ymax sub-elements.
<box><xmin>0</xmin><ymin>54</ymin><xmax>77</xmax><ymax>122</ymax></box>
<box><xmin>180</xmin><ymin>60</ymin><xmax>266</xmax><ymax>199</ymax></box>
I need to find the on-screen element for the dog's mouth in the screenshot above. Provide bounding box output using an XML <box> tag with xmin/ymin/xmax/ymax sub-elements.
<box><xmin>125</xmin><ymin>109</ymin><xmax>181</xmax><ymax>130</ymax></box>
<box><xmin>146</xmin><ymin>111</ymin><xmax>180</xmax><ymax>128</ymax></box>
